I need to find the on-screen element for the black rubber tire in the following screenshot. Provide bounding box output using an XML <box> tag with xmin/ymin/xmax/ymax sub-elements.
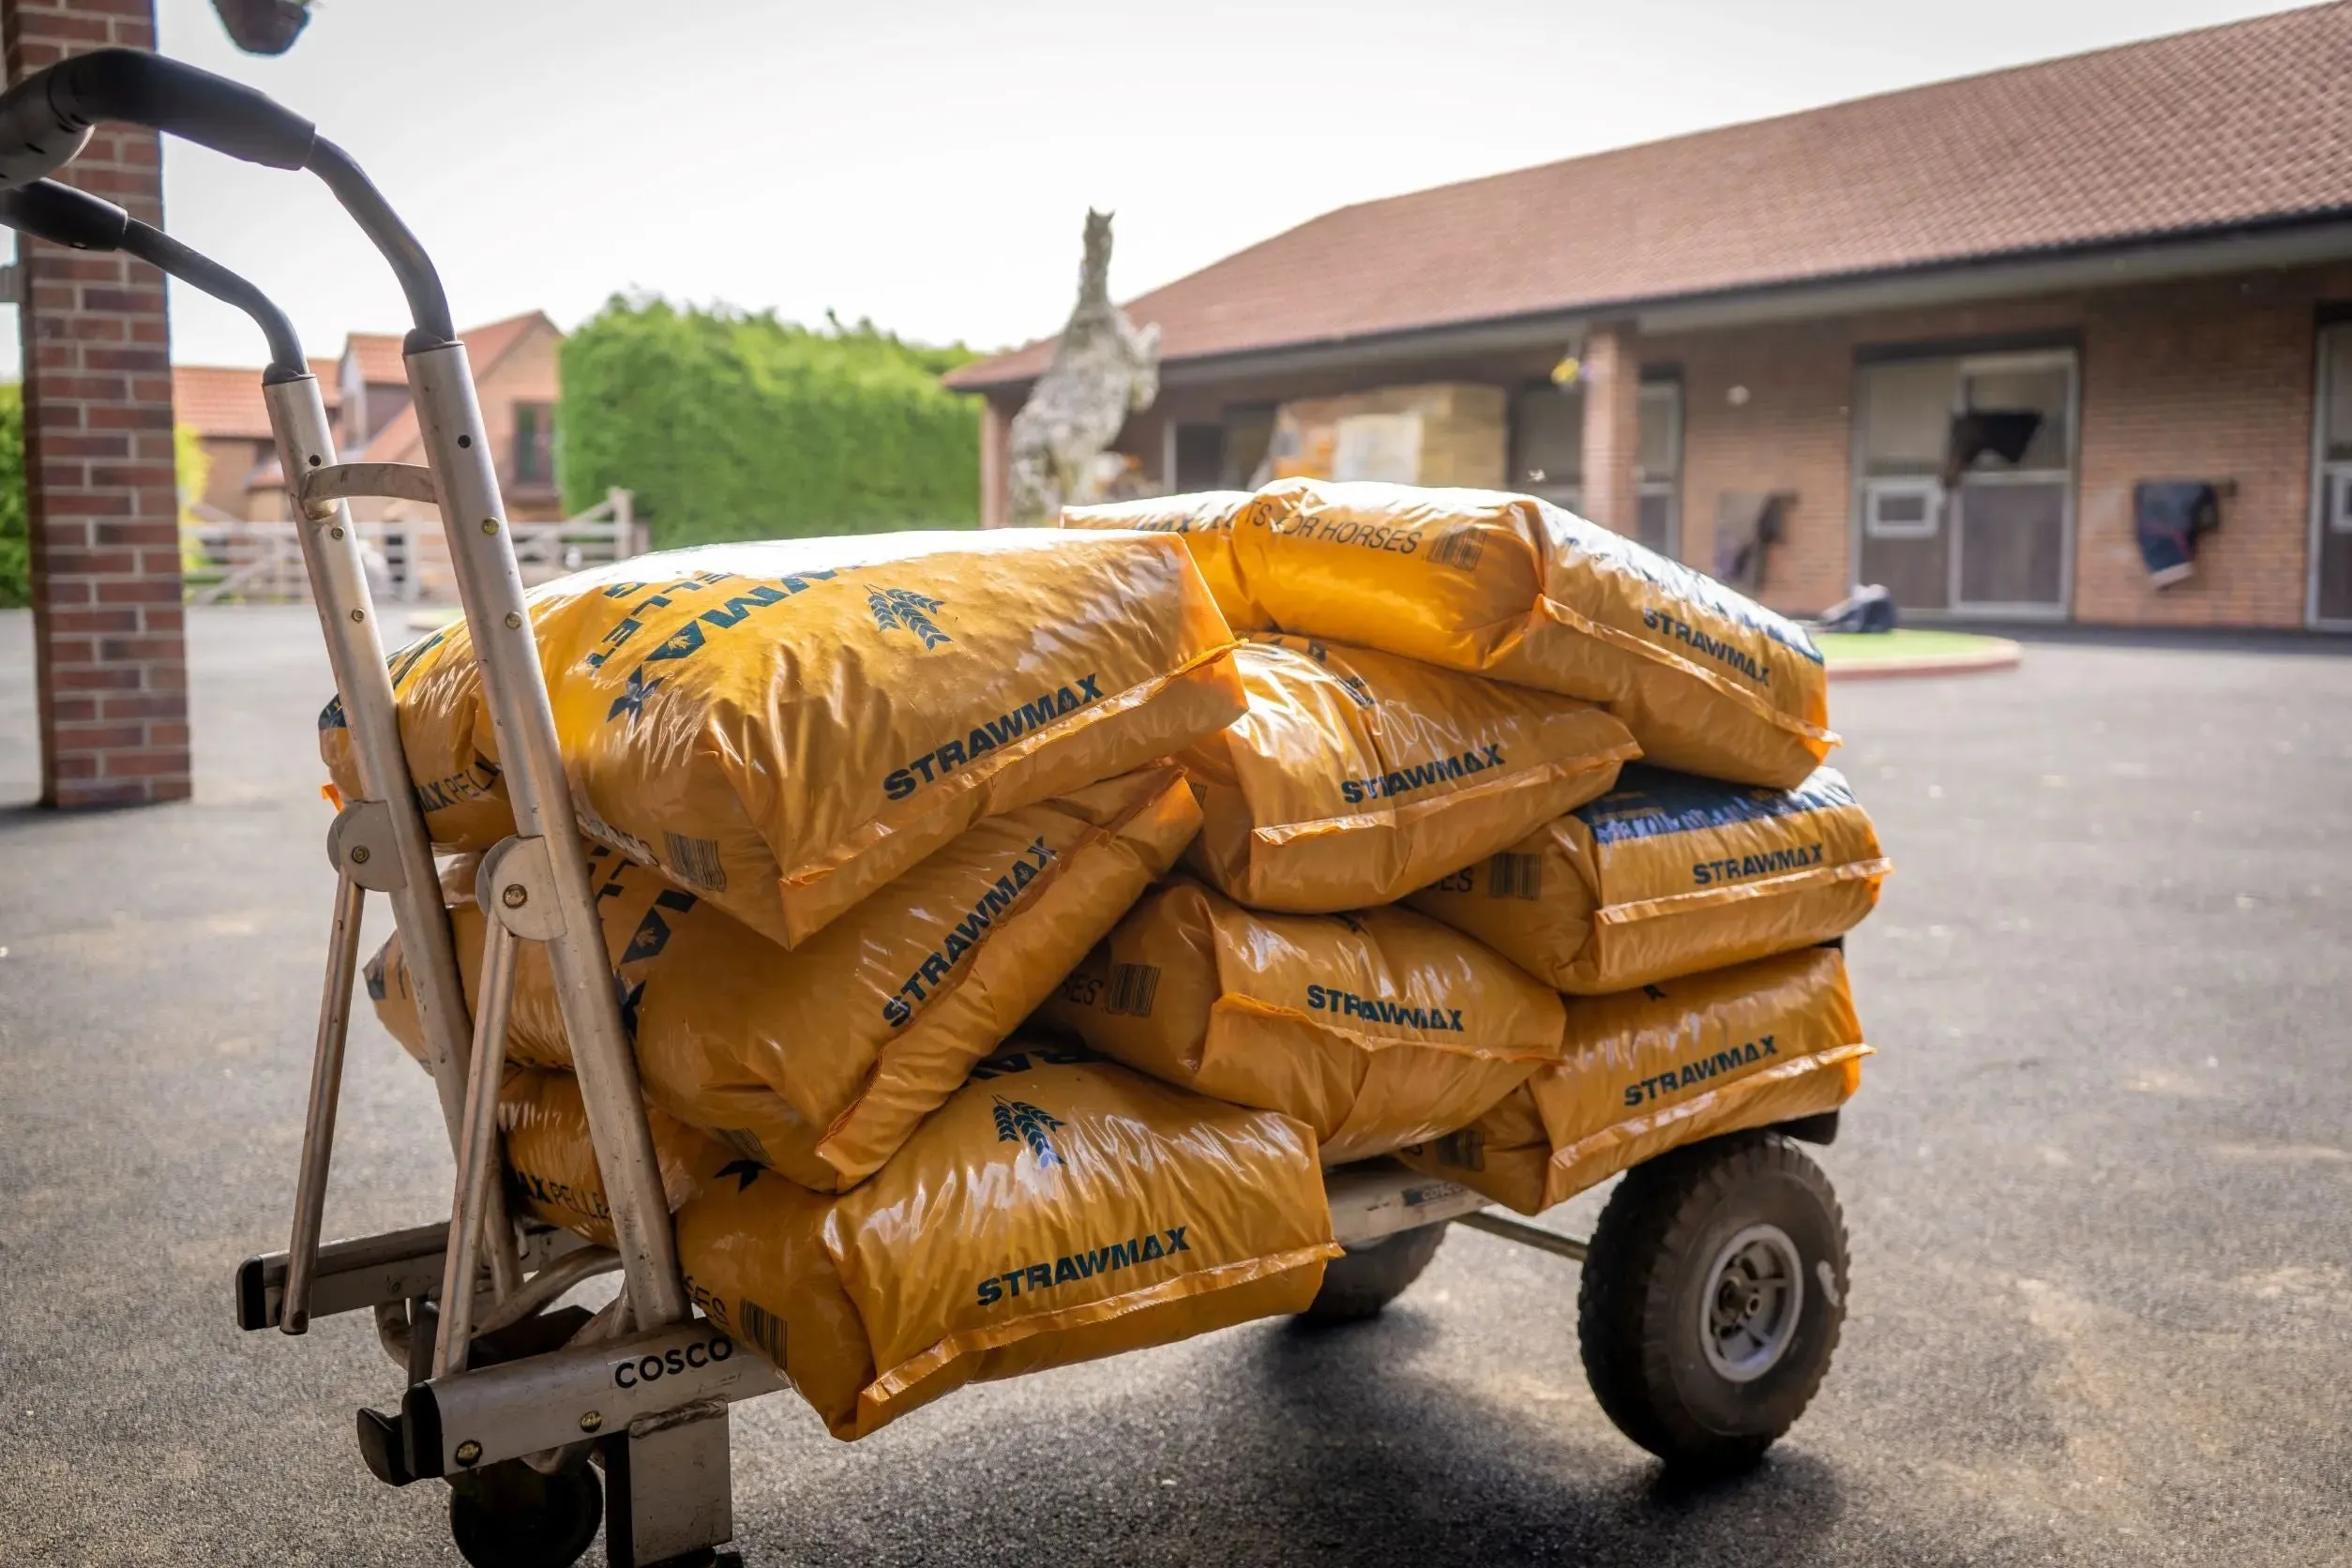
<box><xmin>1299</xmin><ymin>1221</ymin><xmax>1449</xmax><ymax>1321</ymax></box>
<box><xmin>1577</xmin><ymin>1131</ymin><xmax>1847</xmax><ymax>1473</ymax></box>
<box><xmin>448</xmin><ymin>1458</ymin><xmax>603</xmax><ymax>1568</ymax></box>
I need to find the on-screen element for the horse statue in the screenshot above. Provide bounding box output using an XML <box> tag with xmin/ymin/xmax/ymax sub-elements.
<box><xmin>1007</xmin><ymin>210</ymin><xmax>1160</xmax><ymax>527</ymax></box>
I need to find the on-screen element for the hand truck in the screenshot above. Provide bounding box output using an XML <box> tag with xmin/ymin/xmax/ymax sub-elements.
<box><xmin>0</xmin><ymin>48</ymin><xmax>1855</xmax><ymax>1566</ymax></box>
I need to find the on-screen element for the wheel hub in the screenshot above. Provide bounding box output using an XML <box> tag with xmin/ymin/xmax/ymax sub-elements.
<box><xmin>1696</xmin><ymin>1223</ymin><xmax>1803</xmax><ymax>1383</ymax></box>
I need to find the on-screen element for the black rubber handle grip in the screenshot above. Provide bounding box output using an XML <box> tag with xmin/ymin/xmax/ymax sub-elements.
<box><xmin>0</xmin><ymin>176</ymin><xmax>129</xmax><ymax>251</ymax></box>
<box><xmin>125</xmin><ymin>219</ymin><xmax>306</xmax><ymax>374</ymax></box>
<box><xmin>0</xmin><ymin>47</ymin><xmax>314</xmax><ymax>188</ymax></box>
<box><xmin>0</xmin><ymin>177</ymin><xmax>306</xmax><ymax>373</ymax></box>
<box><xmin>0</xmin><ymin>74</ymin><xmax>89</xmax><ymax>188</ymax></box>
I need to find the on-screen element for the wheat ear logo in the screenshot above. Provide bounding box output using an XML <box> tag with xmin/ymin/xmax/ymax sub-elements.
<box><xmin>867</xmin><ymin>586</ymin><xmax>952</xmax><ymax>649</ymax></box>
<box><xmin>992</xmin><ymin>1098</ymin><xmax>1065</xmax><ymax>1168</ymax></box>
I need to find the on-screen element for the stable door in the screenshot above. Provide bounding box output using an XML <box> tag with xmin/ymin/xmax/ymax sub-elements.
<box><xmin>1856</xmin><ymin>349</ymin><xmax>2076</xmax><ymax>616</ymax></box>
<box><xmin>2311</xmin><ymin>324</ymin><xmax>2352</xmax><ymax>627</ymax></box>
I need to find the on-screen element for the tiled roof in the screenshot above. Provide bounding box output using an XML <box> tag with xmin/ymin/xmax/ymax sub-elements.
<box><xmin>173</xmin><ymin>364</ymin><xmax>271</xmax><ymax>439</ymax></box>
<box><xmin>173</xmin><ymin>359</ymin><xmax>345</xmax><ymax>441</ymax></box>
<box><xmin>947</xmin><ymin>4</ymin><xmax>2352</xmax><ymax>390</ymax></box>
<box><xmin>343</xmin><ymin>331</ymin><xmax>407</xmax><ymax>386</ymax></box>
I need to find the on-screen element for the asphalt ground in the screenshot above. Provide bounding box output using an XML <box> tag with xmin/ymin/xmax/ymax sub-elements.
<box><xmin>2</xmin><ymin>607</ymin><xmax>2348</xmax><ymax>1566</ymax></box>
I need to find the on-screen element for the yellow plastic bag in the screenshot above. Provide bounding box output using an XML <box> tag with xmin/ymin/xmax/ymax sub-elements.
<box><xmin>1228</xmin><ymin>479</ymin><xmax>1835</xmax><ymax>787</ymax></box>
<box><xmin>1402</xmin><ymin>947</ymin><xmax>1869</xmax><ymax>1214</ymax></box>
<box><xmin>497</xmin><ymin>1066</ymin><xmax>726</xmax><ymax>1247</ymax></box>
<box><xmin>1061</xmin><ymin>492</ymin><xmax>1263</xmax><ymax>630</ymax></box>
<box><xmin>675</xmin><ymin>1043</ymin><xmax>1337</xmax><ymax>1440</ymax></box>
<box><xmin>321</xmin><ymin>530</ymin><xmax>1244</xmax><ymax>948</ymax></box>
<box><xmin>368</xmin><ymin>767</ymin><xmax>1203</xmax><ymax>1192</ymax></box>
<box><xmin>1406</xmin><ymin>764</ymin><xmax>1889</xmax><ymax>994</ymax></box>
<box><xmin>1037</xmin><ymin>879</ymin><xmax>1567</xmax><ymax>1165</ymax></box>
<box><xmin>1179</xmin><ymin>635</ymin><xmax>1637</xmax><ymax>912</ymax></box>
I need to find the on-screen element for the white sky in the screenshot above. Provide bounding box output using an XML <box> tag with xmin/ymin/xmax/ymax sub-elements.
<box><xmin>0</xmin><ymin>0</ymin><xmax>2304</xmax><ymax>370</ymax></box>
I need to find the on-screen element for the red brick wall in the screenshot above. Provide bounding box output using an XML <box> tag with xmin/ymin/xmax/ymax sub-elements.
<box><xmin>1648</xmin><ymin>275</ymin><xmax>2350</xmax><ymax>627</ymax></box>
<box><xmin>7</xmin><ymin>0</ymin><xmax>189</xmax><ymax>807</ymax></box>
<box><xmin>2072</xmin><ymin>270</ymin><xmax>2352</xmax><ymax>626</ymax></box>
<box><xmin>1653</xmin><ymin>318</ymin><xmax>1860</xmax><ymax>614</ymax></box>
<box><xmin>1648</xmin><ymin>294</ymin><xmax>2085</xmax><ymax>618</ymax></box>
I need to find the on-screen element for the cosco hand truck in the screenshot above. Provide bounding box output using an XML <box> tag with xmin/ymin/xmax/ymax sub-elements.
<box><xmin>0</xmin><ymin>49</ymin><xmax>1854</xmax><ymax>1567</ymax></box>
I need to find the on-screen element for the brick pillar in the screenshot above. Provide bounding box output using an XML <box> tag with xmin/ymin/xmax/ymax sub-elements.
<box><xmin>979</xmin><ymin>397</ymin><xmax>1011</xmax><ymax>528</ymax></box>
<box><xmin>6</xmin><ymin>0</ymin><xmax>189</xmax><ymax>807</ymax></box>
<box><xmin>1580</xmin><ymin>323</ymin><xmax>1641</xmax><ymax>535</ymax></box>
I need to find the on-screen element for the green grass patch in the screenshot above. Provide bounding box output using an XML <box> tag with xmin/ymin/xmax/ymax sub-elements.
<box><xmin>1815</xmin><ymin>628</ymin><xmax>2013</xmax><ymax>664</ymax></box>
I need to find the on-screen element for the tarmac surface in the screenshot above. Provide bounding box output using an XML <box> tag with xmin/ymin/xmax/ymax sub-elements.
<box><xmin>2</xmin><ymin>606</ymin><xmax>2348</xmax><ymax>1566</ymax></box>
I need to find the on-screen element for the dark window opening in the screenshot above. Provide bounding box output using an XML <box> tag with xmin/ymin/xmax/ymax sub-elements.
<box><xmin>1172</xmin><ymin>423</ymin><xmax>1226</xmax><ymax>491</ymax></box>
<box><xmin>1220</xmin><ymin>404</ymin><xmax>1276</xmax><ymax>489</ymax></box>
<box><xmin>513</xmin><ymin>401</ymin><xmax>555</xmax><ymax>487</ymax></box>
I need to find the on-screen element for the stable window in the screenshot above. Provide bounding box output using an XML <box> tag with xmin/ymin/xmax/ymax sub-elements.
<box><xmin>1507</xmin><ymin>379</ymin><xmax>1681</xmax><ymax>555</ymax></box>
<box><xmin>1859</xmin><ymin>359</ymin><xmax>1956</xmax><ymax>479</ymax></box>
<box><xmin>1636</xmin><ymin>381</ymin><xmax>1682</xmax><ymax>558</ymax></box>
<box><xmin>1863</xmin><ymin>479</ymin><xmax>1939</xmax><ymax>539</ymax></box>
<box><xmin>512</xmin><ymin>401</ymin><xmax>555</xmax><ymax>487</ymax></box>
<box><xmin>1221</xmin><ymin>404</ymin><xmax>1276</xmax><ymax>489</ymax></box>
<box><xmin>2322</xmin><ymin>329</ymin><xmax>2352</xmax><ymax>535</ymax></box>
<box><xmin>1510</xmin><ymin>383</ymin><xmax>1583</xmax><ymax>507</ymax></box>
<box><xmin>1168</xmin><ymin>423</ymin><xmax>1226</xmax><ymax>491</ymax></box>
<box><xmin>1961</xmin><ymin>363</ymin><xmax>2072</xmax><ymax>475</ymax></box>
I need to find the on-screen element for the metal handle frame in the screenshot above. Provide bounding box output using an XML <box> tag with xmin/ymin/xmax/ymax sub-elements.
<box><xmin>248</xmin><ymin>140</ymin><xmax>684</xmax><ymax>1339</ymax></box>
<box><xmin>280</xmin><ymin>867</ymin><xmax>366</xmax><ymax>1332</ymax></box>
<box><xmin>7</xmin><ymin>45</ymin><xmax>730</xmax><ymax>1560</ymax></box>
<box><xmin>433</xmin><ymin>913</ymin><xmax>518</xmax><ymax>1377</ymax></box>
<box><xmin>264</xmin><ymin>375</ymin><xmax>529</xmax><ymax>1315</ymax></box>
<box><xmin>0</xmin><ymin>53</ymin><xmax>690</xmax><ymax>1337</ymax></box>
<box><xmin>270</xmin><ymin>323</ymin><xmax>686</xmax><ymax>1336</ymax></box>
<box><xmin>393</xmin><ymin>346</ymin><xmax>689</xmax><ymax>1332</ymax></box>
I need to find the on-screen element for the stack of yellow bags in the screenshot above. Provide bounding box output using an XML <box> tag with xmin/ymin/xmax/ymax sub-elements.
<box><xmin>348</xmin><ymin>530</ymin><xmax>1339</xmax><ymax>1440</ymax></box>
<box><xmin>340</xmin><ymin>480</ymin><xmax>1889</xmax><ymax>1442</ymax></box>
<box><xmin>1055</xmin><ymin>481</ymin><xmax>1889</xmax><ymax>1212</ymax></box>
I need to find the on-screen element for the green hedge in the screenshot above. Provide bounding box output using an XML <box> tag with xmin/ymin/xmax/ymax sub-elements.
<box><xmin>558</xmin><ymin>296</ymin><xmax>984</xmax><ymax>547</ymax></box>
<box><xmin>0</xmin><ymin>385</ymin><xmax>24</xmax><ymax>609</ymax></box>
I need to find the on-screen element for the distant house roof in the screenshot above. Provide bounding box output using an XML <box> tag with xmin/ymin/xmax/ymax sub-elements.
<box><xmin>249</xmin><ymin>311</ymin><xmax>561</xmax><ymax>488</ymax></box>
<box><xmin>173</xmin><ymin>365</ymin><xmax>271</xmax><ymax>440</ymax></box>
<box><xmin>947</xmin><ymin>4</ymin><xmax>2352</xmax><ymax>391</ymax></box>
<box><xmin>173</xmin><ymin>359</ymin><xmax>346</xmax><ymax>441</ymax></box>
<box><xmin>343</xmin><ymin>331</ymin><xmax>408</xmax><ymax>386</ymax></box>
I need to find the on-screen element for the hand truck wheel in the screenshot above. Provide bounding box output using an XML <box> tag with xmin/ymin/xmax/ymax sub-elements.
<box><xmin>1576</xmin><ymin>1130</ymin><xmax>1848</xmax><ymax>1473</ymax></box>
<box><xmin>1297</xmin><ymin>1219</ymin><xmax>1449</xmax><ymax>1322</ymax></box>
<box><xmin>447</xmin><ymin>1456</ymin><xmax>603</xmax><ymax>1568</ymax></box>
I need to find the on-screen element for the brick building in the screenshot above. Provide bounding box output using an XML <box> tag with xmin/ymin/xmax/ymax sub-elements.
<box><xmin>178</xmin><ymin>310</ymin><xmax>564</xmax><ymax>526</ymax></box>
<box><xmin>948</xmin><ymin>6</ymin><xmax>2352</xmax><ymax>630</ymax></box>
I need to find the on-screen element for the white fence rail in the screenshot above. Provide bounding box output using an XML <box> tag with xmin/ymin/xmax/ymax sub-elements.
<box><xmin>185</xmin><ymin>489</ymin><xmax>643</xmax><ymax>606</ymax></box>
<box><xmin>505</xmin><ymin>489</ymin><xmax>643</xmax><ymax>589</ymax></box>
